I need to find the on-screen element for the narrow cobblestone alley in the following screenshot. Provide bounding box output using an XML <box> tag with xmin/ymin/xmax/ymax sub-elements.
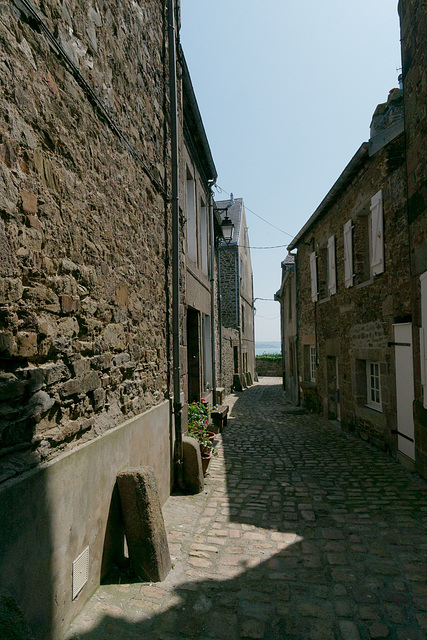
<box><xmin>66</xmin><ymin>378</ymin><xmax>427</xmax><ymax>640</ymax></box>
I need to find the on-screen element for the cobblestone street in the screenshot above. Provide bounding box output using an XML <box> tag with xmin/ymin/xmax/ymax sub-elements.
<box><xmin>66</xmin><ymin>378</ymin><xmax>427</xmax><ymax>640</ymax></box>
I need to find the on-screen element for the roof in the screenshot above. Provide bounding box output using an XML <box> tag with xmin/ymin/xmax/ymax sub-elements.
<box><xmin>215</xmin><ymin>197</ymin><xmax>244</xmax><ymax>245</ymax></box>
<box><xmin>180</xmin><ymin>47</ymin><xmax>217</xmax><ymax>183</ymax></box>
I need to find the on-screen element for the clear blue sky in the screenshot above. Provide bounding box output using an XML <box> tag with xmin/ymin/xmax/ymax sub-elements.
<box><xmin>180</xmin><ymin>0</ymin><xmax>402</xmax><ymax>342</ymax></box>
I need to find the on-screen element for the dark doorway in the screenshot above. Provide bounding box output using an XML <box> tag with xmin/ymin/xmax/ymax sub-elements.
<box><xmin>233</xmin><ymin>345</ymin><xmax>239</xmax><ymax>374</ymax></box>
<box><xmin>187</xmin><ymin>308</ymin><xmax>200</xmax><ymax>403</ymax></box>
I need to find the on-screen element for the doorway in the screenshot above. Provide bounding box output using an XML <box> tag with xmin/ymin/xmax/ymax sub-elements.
<box><xmin>327</xmin><ymin>356</ymin><xmax>340</xmax><ymax>421</ymax></box>
<box><xmin>187</xmin><ymin>308</ymin><xmax>200</xmax><ymax>403</ymax></box>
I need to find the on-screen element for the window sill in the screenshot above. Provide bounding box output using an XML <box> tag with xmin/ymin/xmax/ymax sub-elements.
<box><xmin>365</xmin><ymin>403</ymin><xmax>382</xmax><ymax>413</ymax></box>
<box><xmin>356</xmin><ymin>277</ymin><xmax>374</xmax><ymax>290</ymax></box>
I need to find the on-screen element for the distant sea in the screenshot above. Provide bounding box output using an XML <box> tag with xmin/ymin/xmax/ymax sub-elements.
<box><xmin>255</xmin><ymin>341</ymin><xmax>281</xmax><ymax>356</ymax></box>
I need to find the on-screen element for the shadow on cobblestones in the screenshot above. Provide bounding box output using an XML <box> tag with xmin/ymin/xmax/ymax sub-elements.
<box><xmin>67</xmin><ymin>379</ymin><xmax>427</xmax><ymax>640</ymax></box>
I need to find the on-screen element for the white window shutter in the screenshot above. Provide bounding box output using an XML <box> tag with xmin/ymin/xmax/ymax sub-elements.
<box><xmin>310</xmin><ymin>252</ymin><xmax>318</xmax><ymax>302</ymax></box>
<box><xmin>371</xmin><ymin>190</ymin><xmax>384</xmax><ymax>275</ymax></box>
<box><xmin>343</xmin><ymin>219</ymin><xmax>354</xmax><ymax>287</ymax></box>
<box><xmin>327</xmin><ymin>235</ymin><xmax>337</xmax><ymax>295</ymax></box>
<box><xmin>420</xmin><ymin>272</ymin><xmax>427</xmax><ymax>408</ymax></box>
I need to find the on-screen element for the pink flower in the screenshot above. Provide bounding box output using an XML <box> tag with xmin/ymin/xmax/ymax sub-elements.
<box><xmin>201</xmin><ymin>398</ymin><xmax>206</xmax><ymax>402</ymax></box>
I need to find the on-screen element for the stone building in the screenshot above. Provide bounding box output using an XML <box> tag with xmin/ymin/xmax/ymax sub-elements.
<box><xmin>215</xmin><ymin>197</ymin><xmax>256</xmax><ymax>393</ymax></box>
<box><xmin>287</xmin><ymin>90</ymin><xmax>414</xmax><ymax>467</ymax></box>
<box><xmin>0</xmin><ymin>1</ymin><xmax>222</xmax><ymax>637</ymax></box>
<box><xmin>399</xmin><ymin>0</ymin><xmax>427</xmax><ymax>479</ymax></box>
<box><xmin>275</xmin><ymin>254</ymin><xmax>298</xmax><ymax>403</ymax></box>
<box><xmin>180</xmin><ymin>53</ymin><xmax>220</xmax><ymax>406</ymax></box>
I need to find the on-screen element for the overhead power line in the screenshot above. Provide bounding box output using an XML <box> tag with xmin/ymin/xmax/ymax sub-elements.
<box><xmin>214</xmin><ymin>185</ymin><xmax>295</xmax><ymax>238</ymax></box>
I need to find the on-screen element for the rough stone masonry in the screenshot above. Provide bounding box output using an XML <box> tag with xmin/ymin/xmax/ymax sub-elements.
<box><xmin>0</xmin><ymin>0</ymin><xmax>174</xmax><ymax>484</ymax></box>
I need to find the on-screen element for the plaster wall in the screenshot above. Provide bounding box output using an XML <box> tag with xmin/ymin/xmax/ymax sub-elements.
<box><xmin>0</xmin><ymin>400</ymin><xmax>171</xmax><ymax>640</ymax></box>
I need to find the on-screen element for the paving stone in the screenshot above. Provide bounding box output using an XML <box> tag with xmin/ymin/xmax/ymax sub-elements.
<box><xmin>65</xmin><ymin>379</ymin><xmax>427</xmax><ymax>640</ymax></box>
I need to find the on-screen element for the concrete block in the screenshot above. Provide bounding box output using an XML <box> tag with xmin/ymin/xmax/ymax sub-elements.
<box><xmin>182</xmin><ymin>436</ymin><xmax>204</xmax><ymax>493</ymax></box>
<box><xmin>117</xmin><ymin>467</ymin><xmax>171</xmax><ymax>582</ymax></box>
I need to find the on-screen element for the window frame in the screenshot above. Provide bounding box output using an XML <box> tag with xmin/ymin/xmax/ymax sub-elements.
<box><xmin>366</xmin><ymin>361</ymin><xmax>382</xmax><ymax>411</ymax></box>
<box><xmin>309</xmin><ymin>345</ymin><xmax>317</xmax><ymax>383</ymax></box>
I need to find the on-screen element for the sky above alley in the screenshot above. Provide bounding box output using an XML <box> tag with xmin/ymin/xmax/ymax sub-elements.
<box><xmin>180</xmin><ymin>0</ymin><xmax>402</xmax><ymax>342</ymax></box>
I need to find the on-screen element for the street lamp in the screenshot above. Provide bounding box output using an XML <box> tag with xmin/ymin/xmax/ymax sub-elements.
<box><xmin>220</xmin><ymin>213</ymin><xmax>234</xmax><ymax>244</ymax></box>
<box><xmin>216</xmin><ymin>193</ymin><xmax>235</xmax><ymax>245</ymax></box>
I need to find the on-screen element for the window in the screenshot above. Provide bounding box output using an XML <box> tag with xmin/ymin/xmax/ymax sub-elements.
<box><xmin>309</xmin><ymin>346</ymin><xmax>317</xmax><ymax>382</ymax></box>
<box><xmin>200</xmin><ymin>200</ymin><xmax>208</xmax><ymax>275</ymax></box>
<box><xmin>366</xmin><ymin>361</ymin><xmax>382</xmax><ymax>411</ymax></box>
<box><xmin>186</xmin><ymin>170</ymin><xmax>197</xmax><ymax>263</ymax></box>
<box><xmin>240</xmin><ymin>258</ymin><xmax>244</xmax><ymax>290</ymax></box>
<box><xmin>241</xmin><ymin>304</ymin><xmax>245</xmax><ymax>333</ymax></box>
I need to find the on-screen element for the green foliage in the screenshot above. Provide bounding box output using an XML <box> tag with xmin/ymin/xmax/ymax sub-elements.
<box><xmin>187</xmin><ymin>401</ymin><xmax>218</xmax><ymax>457</ymax></box>
<box><xmin>188</xmin><ymin>401</ymin><xmax>208</xmax><ymax>429</ymax></box>
<box><xmin>255</xmin><ymin>352</ymin><xmax>281</xmax><ymax>362</ymax></box>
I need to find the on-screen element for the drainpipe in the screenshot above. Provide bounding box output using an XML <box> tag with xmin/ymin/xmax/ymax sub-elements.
<box><xmin>289</xmin><ymin>251</ymin><xmax>300</xmax><ymax>405</ymax></box>
<box><xmin>209</xmin><ymin>198</ymin><xmax>217</xmax><ymax>406</ymax></box>
<box><xmin>167</xmin><ymin>0</ymin><xmax>183</xmax><ymax>486</ymax></box>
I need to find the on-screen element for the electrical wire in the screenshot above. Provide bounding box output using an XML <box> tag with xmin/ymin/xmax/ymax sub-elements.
<box><xmin>214</xmin><ymin>184</ymin><xmax>295</xmax><ymax>238</ymax></box>
<box><xmin>13</xmin><ymin>0</ymin><xmax>167</xmax><ymax>198</ymax></box>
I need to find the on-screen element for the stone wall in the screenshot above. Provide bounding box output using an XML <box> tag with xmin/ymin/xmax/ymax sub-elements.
<box><xmin>0</xmin><ymin>0</ymin><xmax>172</xmax><ymax>484</ymax></box>
<box><xmin>255</xmin><ymin>358</ymin><xmax>282</xmax><ymax>377</ymax></box>
<box><xmin>399</xmin><ymin>0</ymin><xmax>427</xmax><ymax>479</ymax></box>
<box><xmin>295</xmin><ymin>129</ymin><xmax>409</xmax><ymax>456</ymax></box>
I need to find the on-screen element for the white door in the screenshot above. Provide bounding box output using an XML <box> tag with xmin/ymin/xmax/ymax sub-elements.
<box><xmin>393</xmin><ymin>323</ymin><xmax>415</xmax><ymax>460</ymax></box>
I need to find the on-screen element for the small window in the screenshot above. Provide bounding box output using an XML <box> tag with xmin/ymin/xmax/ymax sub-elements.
<box><xmin>309</xmin><ymin>346</ymin><xmax>317</xmax><ymax>383</ymax></box>
<box><xmin>241</xmin><ymin>304</ymin><xmax>245</xmax><ymax>333</ymax></box>
<box><xmin>366</xmin><ymin>361</ymin><xmax>382</xmax><ymax>411</ymax></box>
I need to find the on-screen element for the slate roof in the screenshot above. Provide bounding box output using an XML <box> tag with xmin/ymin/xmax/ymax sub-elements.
<box><xmin>214</xmin><ymin>197</ymin><xmax>243</xmax><ymax>245</ymax></box>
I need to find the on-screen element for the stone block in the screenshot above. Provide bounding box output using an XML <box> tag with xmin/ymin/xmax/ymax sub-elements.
<box><xmin>20</xmin><ymin>189</ymin><xmax>37</xmax><ymax>214</ymax></box>
<box><xmin>182</xmin><ymin>436</ymin><xmax>204</xmax><ymax>494</ymax></box>
<box><xmin>117</xmin><ymin>467</ymin><xmax>171</xmax><ymax>582</ymax></box>
<box><xmin>16</xmin><ymin>332</ymin><xmax>38</xmax><ymax>358</ymax></box>
<box><xmin>0</xmin><ymin>373</ymin><xmax>27</xmax><ymax>401</ymax></box>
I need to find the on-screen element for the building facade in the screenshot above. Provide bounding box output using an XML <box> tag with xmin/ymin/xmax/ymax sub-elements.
<box><xmin>0</xmin><ymin>1</ymin><xmax>224</xmax><ymax>637</ymax></box>
<box><xmin>399</xmin><ymin>0</ymin><xmax>427</xmax><ymax>479</ymax></box>
<box><xmin>275</xmin><ymin>254</ymin><xmax>298</xmax><ymax>403</ymax></box>
<box><xmin>216</xmin><ymin>197</ymin><xmax>256</xmax><ymax>394</ymax></box>
<box><xmin>180</xmin><ymin>53</ymin><xmax>220</xmax><ymax>407</ymax></box>
<box><xmin>287</xmin><ymin>91</ymin><xmax>416</xmax><ymax>467</ymax></box>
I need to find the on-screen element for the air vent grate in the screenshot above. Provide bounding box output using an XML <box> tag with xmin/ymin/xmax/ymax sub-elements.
<box><xmin>72</xmin><ymin>546</ymin><xmax>89</xmax><ymax>600</ymax></box>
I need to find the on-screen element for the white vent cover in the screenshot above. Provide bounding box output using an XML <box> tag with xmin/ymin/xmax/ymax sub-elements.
<box><xmin>72</xmin><ymin>546</ymin><xmax>89</xmax><ymax>600</ymax></box>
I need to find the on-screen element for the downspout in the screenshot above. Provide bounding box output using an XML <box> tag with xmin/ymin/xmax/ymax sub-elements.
<box><xmin>209</xmin><ymin>197</ymin><xmax>217</xmax><ymax>406</ymax></box>
<box><xmin>167</xmin><ymin>0</ymin><xmax>183</xmax><ymax>486</ymax></box>
<box><xmin>290</xmin><ymin>252</ymin><xmax>300</xmax><ymax>405</ymax></box>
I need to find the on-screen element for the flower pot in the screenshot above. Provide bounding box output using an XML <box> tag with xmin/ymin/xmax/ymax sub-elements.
<box><xmin>201</xmin><ymin>454</ymin><xmax>212</xmax><ymax>476</ymax></box>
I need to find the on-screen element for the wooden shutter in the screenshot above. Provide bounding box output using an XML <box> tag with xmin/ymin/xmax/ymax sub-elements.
<box><xmin>370</xmin><ymin>190</ymin><xmax>384</xmax><ymax>275</ymax></box>
<box><xmin>310</xmin><ymin>252</ymin><xmax>318</xmax><ymax>302</ymax></box>
<box><xmin>343</xmin><ymin>220</ymin><xmax>353</xmax><ymax>287</ymax></box>
<box><xmin>327</xmin><ymin>235</ymin><xmax>336</xmax><ymax>295</ymax></box>
<box><xmin>420</xmin><ymin>272</ymin><xmax>427</xmax><ymax>408</ymax></box>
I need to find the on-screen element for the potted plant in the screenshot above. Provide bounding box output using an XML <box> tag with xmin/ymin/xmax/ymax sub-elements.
<box><xmin>187</xmin><ymin>401</ymin><xmax>218</xmax><ymax>474</ymax></box>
